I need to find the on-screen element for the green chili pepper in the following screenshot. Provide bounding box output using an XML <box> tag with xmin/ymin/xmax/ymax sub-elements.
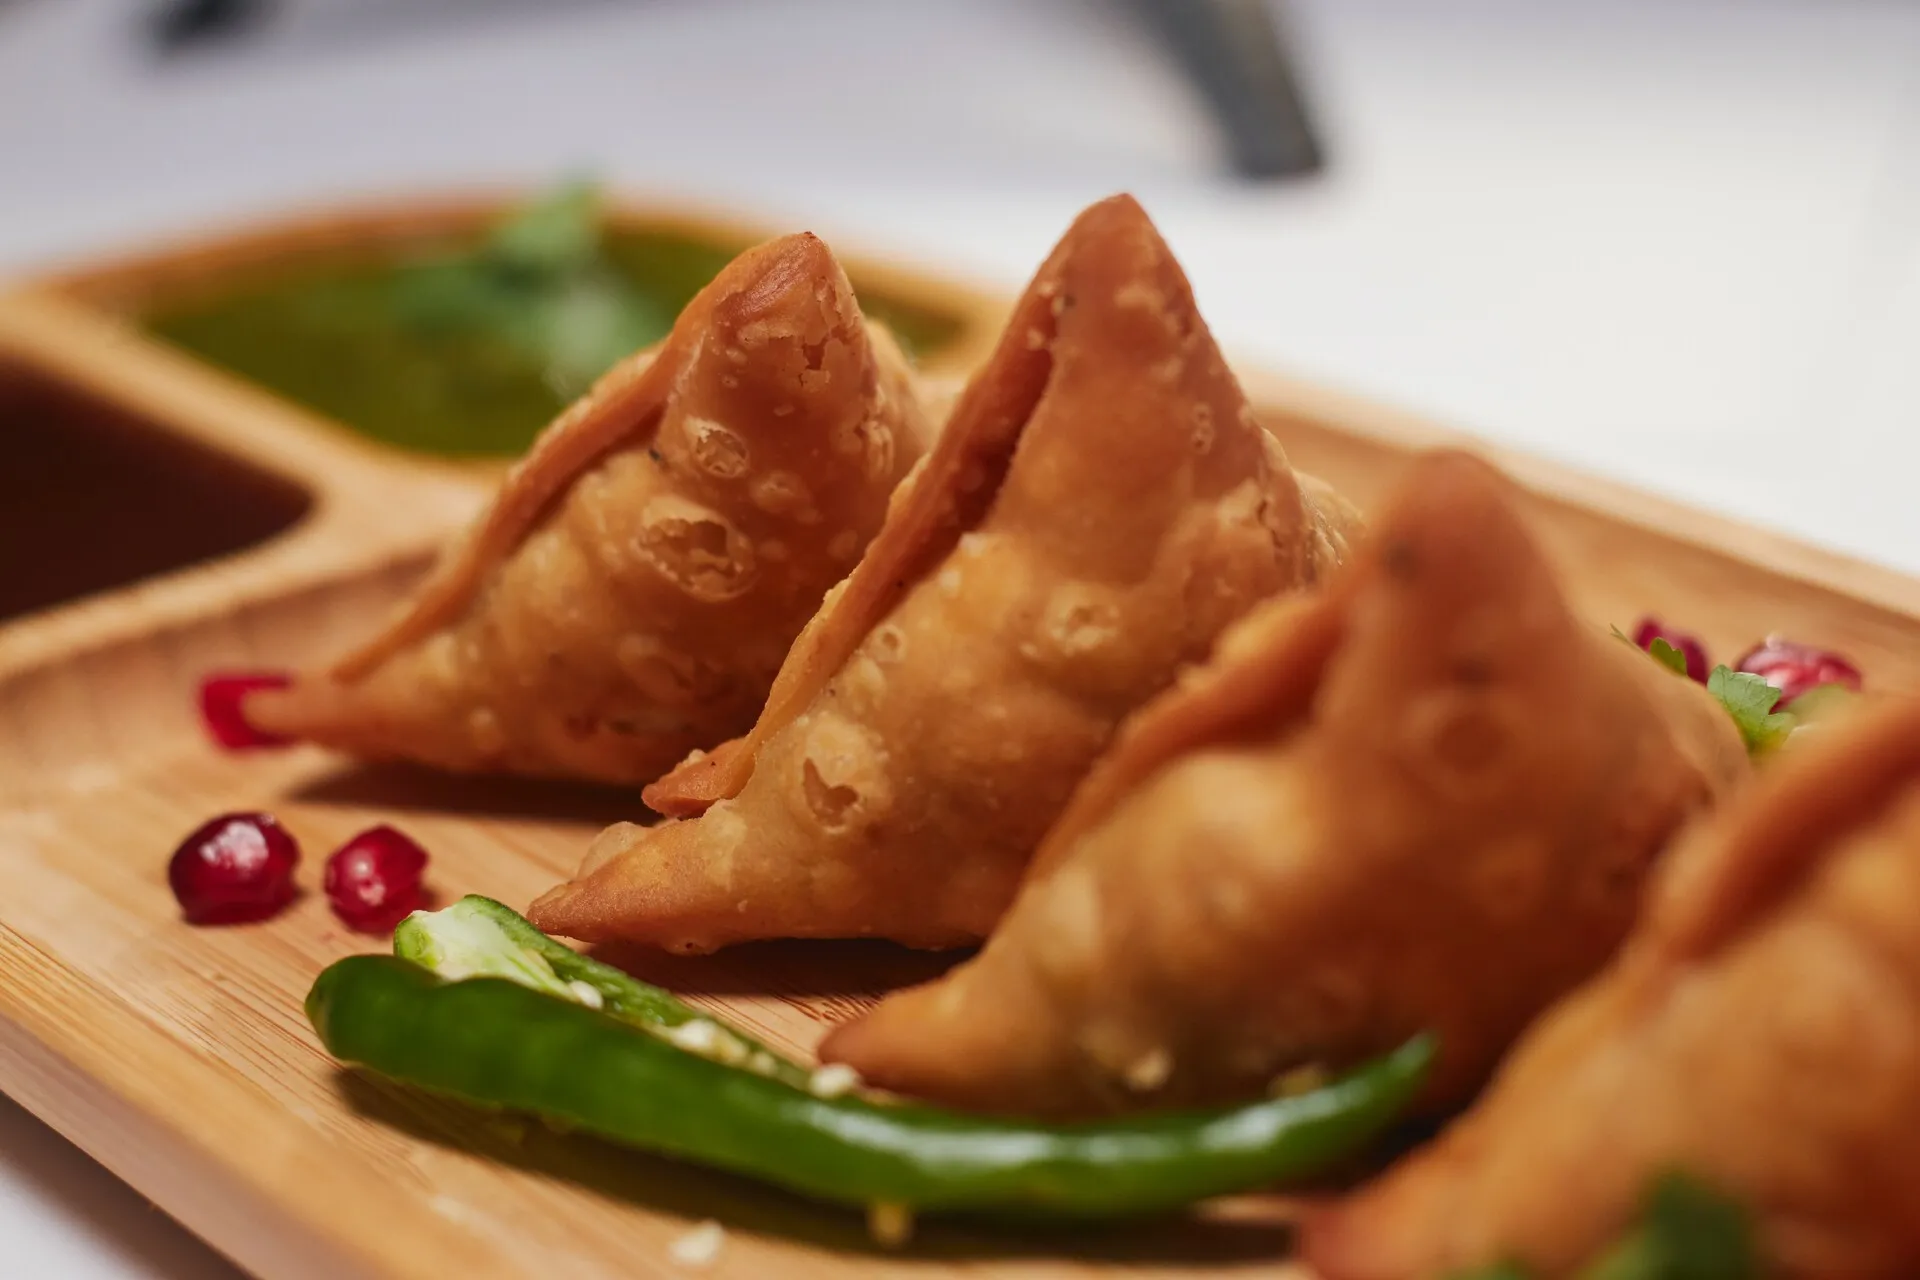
<box><xmin>393</xmin><ymin>896</ymin><xmax>811</xmax><ymax>1088</ymax></box>
<box><xmin>308</xmin><ymin>953</ymin><xmax>1433</xmax><ymax>1219</ymax></box>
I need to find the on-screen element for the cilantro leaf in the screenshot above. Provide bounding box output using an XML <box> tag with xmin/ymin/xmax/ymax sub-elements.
<box><xmin>1578</xmin><ymin>1172</ymin><xmax>1758</xmax><ymax>1280</ymax></box>
<box><xmin>388</xmin><ymin>180</ymin><xmax>671</xmax><ymax>404</ymax></box>
<box><xmin>1611</xmin><ymin>625</ymin><xmax>1691</xmax><ymax>680</ymax></box>
<box><xmin>485</xmin><ymin>179</ymin><xmax>601</xmax><ymax>278</ymax></box>
<box><xmin>1706</xmin><ymin>666</ymin><xmax>1795</xmax><ymax>757</ymax></box>
<box><xmin>1454</xmin><ymin>1171</ymin><xmax>1758</xmax><ymax>1280</ymax></box>
<box><xmin>1646</xmin><ymin>637</ymin><xmax>1689</xmax><ymax>678</ymax></box>
<box><xmin>529</xmin><ymin>271</ymin><xmax>670</xmax><ymax>399</ymax></box>
<box><xmin>1639</xmin><ymin>1172</ymin><xmax>1757</xmax><ymax>1279</ymax></box>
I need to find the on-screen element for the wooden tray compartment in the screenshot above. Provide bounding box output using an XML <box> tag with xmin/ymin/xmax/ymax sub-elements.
<box><xmin>0</xmin><ymin>289</ymin><xmax>477</xmax><ymax>802</ymax></box>
<box><xmin>0</xmin><ymin>355</ymin><xmax>311</xmax><ymax>625</ymax></box>
<box><xmin>2</xmin><ymin>202</ymin><xmax>1919</xmax><ymax>1279</ymax></box>
<box><xmin>40</xmin><ymin>193</ymin><xmax>1007</xmax><ymax>478</ymax></box>
<box><xmin>0</xmin><ymin>193</ymin><xmax>1005</xmax><ymax>801</ymax></box>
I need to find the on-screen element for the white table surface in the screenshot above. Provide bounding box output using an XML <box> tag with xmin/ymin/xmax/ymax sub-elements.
<box><xmin>2</xmin><ymin>0</ymin><xmax>1917</xmax><ymax>1274</ymax></box>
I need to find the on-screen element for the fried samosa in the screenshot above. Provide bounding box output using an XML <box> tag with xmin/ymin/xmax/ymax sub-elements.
<box><xmin>526</xmin><ymin>193</ymin><xmax>1359</xmax><ymax>952</ymax></box>
<box><xmin>245</xmin><ymin>233</ymin><xmax>932</xmax><ymax>785</ymax></box>
<box><xmin>1303</xmin><ymin>696</ymin><xmax>1920</xmax><ymax>1280</ymax></box>
<box><xmin>820</xmin><ymin>450</ymin><xmax>1749</xmax><ymax>1117</ymax></box>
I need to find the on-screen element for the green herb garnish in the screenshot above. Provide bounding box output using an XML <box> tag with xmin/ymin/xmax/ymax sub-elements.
<box><xmin>1450</xmin><ymin>1170</ymin><xmax>1757</xmax><ymax>1280</ymax></box>
<box><xmin>485</xmin><ymin>180</ymin><xmax>601</xmax><ymax>276</ymax></box>
<box><xmin>391</xmin><ymin>181</ymin><xmax>670</xmax><ymax>400</ymax></box>
<box><xmin>1645</xmin><ymin>637</ymin><xmax>1689</xmax><ymax>679</ymax></box>
<box><xmin>1705</xmin><ymin>666</ymin><xmax>1794</xmax><ymax>757</ymax></box>
<box><xmin>1582</xmin><ymin>1171</ymin><xmax>1758</xmax><ymax>1280</ymax></box>
<box><xmin>1618</xmin><ymin>625</ymin><xmax>1796</xmax><ymax>758</ymax></box>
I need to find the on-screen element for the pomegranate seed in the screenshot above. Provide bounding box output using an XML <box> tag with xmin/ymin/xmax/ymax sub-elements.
<box><xmin>168</xmin><ymin>812</ymin><xmax>300</xmax><ymax>924</ymax></box>
<box><xmin>324</xmin><ymin>825</ymin><xmax>429</xmax><ymax>934</ymax></box>
<box><xmin>1736</xmin><ymin>636</ymin><xmax>1863</xmax><ymax>707</ymax></box>
<box><xmin>1632</xmin><ymin>617</ymin><xmax>1710</xmax><ymax>683</ymax></box>
<box><xmin>198</xmin><ymin>671</ymin><xmax>293</xmax><ymax>750</ymax></box>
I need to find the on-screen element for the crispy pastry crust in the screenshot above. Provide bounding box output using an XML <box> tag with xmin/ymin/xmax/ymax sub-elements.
<box><xmin>528</xmin><ymin>194</ymin><xmax>1356</xmax><ymax>952</ymax></box>
<box><xmin>247</xmin><ymin>234</ymin><xmax>931</xmax><ymax>784</ymax></box>
<box><xmin>821</xmin><ymin>451</ymin><xmax>1748</xmax><ymax>1118</ymax></box>
<box><xmin>1303</xmin><ymin>695</ymin><xmax>1920</xmax><ymax>1280</ymax></box>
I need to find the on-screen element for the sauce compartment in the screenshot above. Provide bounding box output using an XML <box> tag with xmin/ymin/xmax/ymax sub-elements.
<box><xmin>48</xmin><ymin>195</ymin><xmax>998</xmax><ymax>464</ymax></box>
<box><xmin>0</xmin><ymin>358</ymin><xmax>312</xmax><ymax>623</ymax></box>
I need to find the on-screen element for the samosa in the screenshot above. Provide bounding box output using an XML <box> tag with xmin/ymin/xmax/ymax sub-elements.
<box><xmin>821</xmin><ymin>451</ymin><xmax>1749</xmax><ymax>1117</ymax></box>
<box><xmin>246</xmin><ymin>233</ymin><xmax>932</xmax><ymax>785</ymax></box>
<box><xmin>1303</xmin><ymin>696</ymin><xmax>1920</xmax><ymax>1280</ymax></box>
<box><xmin>527</xmin><ymin>194</ymin><xmax>1359</xmax><ymax>952</ymax></box>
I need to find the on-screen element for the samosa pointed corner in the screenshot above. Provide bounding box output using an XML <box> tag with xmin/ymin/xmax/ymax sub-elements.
<box><xmin>526</xmin><ymin>192</ymin><xmax>1359</xmax><ymax>957</ymax></box>
<box><xmin>244</xmin><ymin>229</ymin><xmax>932</xmax><ymax>786</ymax></box>
<box><xmin>813</xmin><ymin>976</ymin><xmax>1055</xmax><ymax>1113</ymax></box>
<box><xmin>823</xmin><ymin>448</ymin><xmax>1748</xmax><ymax>1120</ymax></box>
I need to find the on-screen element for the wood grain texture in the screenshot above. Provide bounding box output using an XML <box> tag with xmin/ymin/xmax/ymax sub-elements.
<box><xmin>4</xmin><ymin>234</ymin><xmax>1920</xmax><ymax>1275</ymax></box>
<box><xmin>0</xmin><ymin>726</ymin><xmax>1309</xmax><ymax>1277</ymax></box>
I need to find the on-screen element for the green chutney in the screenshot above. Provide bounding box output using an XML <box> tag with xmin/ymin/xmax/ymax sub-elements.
<box><xmin>143</xmin><ymin>228</ymin><xmax>963</xmax><ymax>460</ymax></box>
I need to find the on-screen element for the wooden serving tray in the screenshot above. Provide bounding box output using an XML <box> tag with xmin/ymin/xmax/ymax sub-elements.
<box><xmin>3</xmin><ymin>201</ymin><xmax>1920</xmax><ymax>1280</ymax></box>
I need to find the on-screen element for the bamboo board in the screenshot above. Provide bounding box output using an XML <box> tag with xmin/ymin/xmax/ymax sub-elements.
<box><xmin>4</xmin><ymin>198</ymin><xmax>1920</xmax><ymax>1280</ymax></box>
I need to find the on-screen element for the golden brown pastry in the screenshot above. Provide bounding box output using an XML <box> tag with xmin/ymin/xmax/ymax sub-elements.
<box><xmin>820</xmin><ymin>451</ymin><xmax>1749</xmax><ymax>1118</ymax></box>
<box><xmin>1302</xmin><ymin>695</ymin><xmax>1920</xmax><ymax>1280</ymax></box>
<box><xmin>526</xmin><ymin>193</ymin><xmax>1357</xmax><ymax>953</ymax></box>
<box><xmin>246</xmin><ymin>233</ymin><xmax>931</xmax><ymax>785</ymax></box>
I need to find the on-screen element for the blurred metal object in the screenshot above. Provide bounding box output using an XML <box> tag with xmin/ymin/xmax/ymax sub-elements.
<box><xmin>1140</xmin><ymin>0</ymin><xmax>1325</xmax><ymax>180</ymax></box>
<box><xmin>150</xmin><ymin>0</ymin><xmax>272</xmax><ymax>51</ymax></box>
<box><xmin>144</xmin><ymin>0</ymin><xmax>624</xmax><ymax>57</ymax></box>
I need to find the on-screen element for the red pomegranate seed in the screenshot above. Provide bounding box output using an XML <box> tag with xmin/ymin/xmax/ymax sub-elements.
<box><xmin>1736</xmin><ymin>636</ymin><xmax>1863</xmax><ymax>707</ymax></box>
<box><xmin>1632</xmin><ymin>617</ymin><xmax>1710</xmax><ymax>683</ymax></box>
<box><xmin>198</xmin><ymin>671</ymin><xmax>293</xmax><ymax>750</ymax></box>
<box><xmin>168</xmin><ymin>812</ymin><xmax>300</xmax><ymax>924</ymax></box>
<box><xmin>324</xmin><ymin>825</ymin><xmax>430</xmax><ymax>934</ymax></box>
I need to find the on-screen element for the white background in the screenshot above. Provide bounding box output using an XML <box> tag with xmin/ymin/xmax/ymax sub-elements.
<box><xmin>1</xmin><ymin>1</ymin><xmax>1917</xmax><ymax>1273</ymax></box>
